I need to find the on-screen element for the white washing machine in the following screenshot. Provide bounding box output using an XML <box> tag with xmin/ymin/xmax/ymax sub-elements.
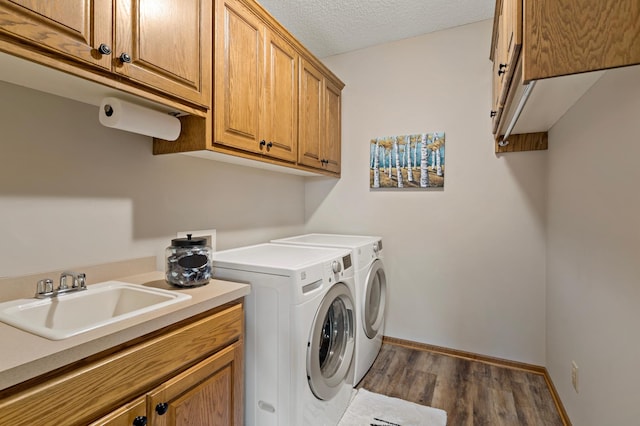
<box><xmin>211</xmin><ymin>243</ymin><xmax>357</xmax><ymax>426</ymax></box>
<box><xmin>271</xmin><ymin>234</ymin><xmax>387</xmax><ymax>385</ymax></box>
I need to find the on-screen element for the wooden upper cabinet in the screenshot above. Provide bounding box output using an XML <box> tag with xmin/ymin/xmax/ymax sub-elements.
<box><xmin>490</xmin><ymin>0</ymin><xmax>640</xmax><ymax>152</ymax></box>
<box><xmin>500</xmin><ymin>0</ymin><xmax>521</xmax><ymax>93</ymax></box>
<box><xmin>214</xmin><ymin>0</ymin><xmax>263</xmax><ymax>154</ymax></box>
<box><xmin>155</xmin><ymin>0</ymin><xmax>342</xmax><ymax>176</ymax></box>
<box><xmin>115</xmin><ymin>0</ymin><xmax>211</xmax><ymax>106</ymax></box>
<box><xmin>490</xmin><ymin>0</ymin><xmax>521</xmax><ymax>133</ymax></box>
<box><xmin>263</xmin><ymin>31</ymin><xmax>298</xmax><ymax>162</ymax></box>
<box><xmin>0</xmin><ymin>0</ymin><xmax>210</xmax><ymax>107</ymax></box>
<box><xmin>214</xmin><ymin>0</ymin><xmax>297</xmax><ymax>162</ymax></box>
<box><xmin>0</xmin><ymin>0</ymin><xmax>113</xmax><ymax>69</ymax></box>
<box><xmin>323</xmin><ymin>79</ymin><xmax>341</xmax><ymax>174</ymax></box>
<box><xmin>523</xmin><ymin>0</ymin><xmax>640</xmax><ymax>81</ymax></box>
<box><xmin>298</xmin><ymin>58</ymin><xmax>324</xmax><ymax>169</ymax></box>
<box><xmin>299</xmin><ymin>58</ymin><xmax>342</xmax><ymax>174</ymax></box>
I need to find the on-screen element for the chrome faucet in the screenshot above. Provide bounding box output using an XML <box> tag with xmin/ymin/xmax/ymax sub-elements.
<box><xmin>35</xmin><ymin>271</ymin><xmax>87</xmax><ymax>299</ymax></box>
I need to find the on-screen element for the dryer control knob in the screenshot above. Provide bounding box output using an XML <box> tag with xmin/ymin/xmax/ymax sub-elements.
<box><xmin>373</xmin><ymin>243</ymin><xmax>380</xmax><ymax>254</ymax></box>
<box><xmin>331</xmin><ymin>261</ymin><xmax>342</xmax><ymax>274</ymax></box>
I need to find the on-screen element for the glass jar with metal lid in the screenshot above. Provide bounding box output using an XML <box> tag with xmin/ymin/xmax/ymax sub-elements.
<box><xmin>165</xmin><ymin>234</ymin><xmax>212</xmax><ymax>287</ymax></box>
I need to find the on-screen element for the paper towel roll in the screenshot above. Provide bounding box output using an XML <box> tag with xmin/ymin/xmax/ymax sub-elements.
<box><xmin>99</xmin><ymin>97</ymin><xmax>181</xmax><ymax>141</ymax></box>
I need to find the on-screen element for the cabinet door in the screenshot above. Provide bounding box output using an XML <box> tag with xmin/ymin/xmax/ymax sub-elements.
<box><xmin>498</xmin><ymin>0</ymin><xmax>521</xmax><ymax>105</ymax></box>
<box><xmin>147</xmin><ymin>341</ymin><xmax>243</xmax><ymax>426</ymax></box>
<box><xmin>89</xmin><ymin>397</ymin><xmax>147</xmax><ymax>426</ymax></box>
<box><xmin>0</xmin><ymin>0</ymin><xmax>112</xmax><ymax>69</ymax></box>
<box><xmin>114</xmin><ymin>0</ymin><xmax>211</xmax><ymax>106</ymax></box>
<box><xmin>214</xmin><ymin>0</ymin><xmax>264</xmax><ymax>154</ymax></box>
<box><xmin>323</xmin><ymin>79</ymin><xmax>342</xmax><ymax>174</ymax></box>
<box><xmin>263</xmin><ymin>30</ymin><xmax>298</xmax><ymax>162</ymax></box>
<box><xmin>491</xmin><ymin>1</ymin><xmax>506</xmax><ymax>133</ymax></box>
<box><xmin>298</xmin><ymin>58</ymin><xmax>324</xmax><ymax>169</ymax></box>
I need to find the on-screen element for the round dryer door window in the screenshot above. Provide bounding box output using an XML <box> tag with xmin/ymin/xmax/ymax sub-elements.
<box><xmin>363</xmin><ymin>259</ymin><xmax>387</xmax><ymax>339</ymax></box>
<box><xmin>307</xmin><ymin>282</ymin><xmax>355</xmax><ymax>401</ymax></box>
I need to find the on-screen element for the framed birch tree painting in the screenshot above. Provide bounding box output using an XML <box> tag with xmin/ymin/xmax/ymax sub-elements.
<box><xmin>370</xmin><ymin>132</ymin><xmax>445</xmax><ymax>189</ymax></box>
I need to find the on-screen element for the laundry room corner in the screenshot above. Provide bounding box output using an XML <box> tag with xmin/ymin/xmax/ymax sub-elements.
<box><xmin>304</xmin><ymin>20</ymin><xmax>548</xmax><ymax>365</ymax></box>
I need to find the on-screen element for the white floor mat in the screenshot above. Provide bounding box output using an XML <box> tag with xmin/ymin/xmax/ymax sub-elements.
<box><xmin>338</xmin><ymin>389</ymin><xmax>447</xmax><ymax>426</ymax></box>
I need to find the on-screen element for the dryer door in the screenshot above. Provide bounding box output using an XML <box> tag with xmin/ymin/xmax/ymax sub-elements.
<box><xmin>363</xmin><ymin>259</ymin><xmax>387</xmax><ymax>339</ymax></box>
<box><xmin>307</xmin><ymin>282</ymin><xmax>355</xmax><ymax>401</ymax></box>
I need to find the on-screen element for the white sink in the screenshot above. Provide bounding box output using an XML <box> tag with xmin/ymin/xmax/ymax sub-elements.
<box><xmin>0</xmin><ymin>281</ymin><xmax>191</xmax><ymax>340</ymax></box>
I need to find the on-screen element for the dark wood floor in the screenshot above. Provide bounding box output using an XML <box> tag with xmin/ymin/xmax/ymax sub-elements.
<box><xmin>358</xmin><ymin>342</ymin><xmax>566</xmax><ymax>426</ymax></box>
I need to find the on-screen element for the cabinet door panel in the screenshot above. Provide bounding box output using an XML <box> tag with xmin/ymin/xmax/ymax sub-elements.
<box><xmin>0</xmin><ymin>0</ymin><xmax>112</xmax><ymax>69</ymax></box>
<box><xmin>500</xmin><ymin>0</ymin><xmax>521</xmax><ymax>102</ymax></box>
<box><xmin>524</xmin><ymin>0</ymin><xmax>640</xmax><ymax>81</ymax></box>
<box><xmin>264</xmin><ymin>31</ymin><xmax>297</xmax><ymax>162</ymax></box>
<box><xmin>214</xmin><ymin>0</ymin><xmax>263</xmax><ymax>153</ymax></box>
<box><xmin>298</xmin><ymin>59</ymin><xmax>323</xmax><ymax>168</ymax></box>
<box><xmin>115</xmin><ymin>0</ymin><xmax>210</xmax><ymax>106</ymax></box>
<box><xmin>324</xmin><ymin>79</ymin><xmax>341</xmax><ymax>174</ymax></box>
<box><xmin>148</xmin><ymin>341</ymin><xmax>243</xmax><ymax>426</ymax></box>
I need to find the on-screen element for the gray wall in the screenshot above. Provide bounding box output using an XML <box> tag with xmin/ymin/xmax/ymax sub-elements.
<box><xmin>307</xmin><ymin>20</ymin><xmax>548</xmax><ymax>365</ymax></box>
<box><xmin>0</xmin><ymin>81</ymin><xmax>306</xmax><ymax>277</ymax></box>
<box><xmin>546</xmin><ymin>64</ymin><xmax>640</xmax><ymax>425</ymax></box>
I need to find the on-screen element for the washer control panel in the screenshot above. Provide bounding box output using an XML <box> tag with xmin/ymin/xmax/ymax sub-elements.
<box><xmin>324</xmin><ymin>254</ymin><xmax>353</xmax><ymax>282</ymax></box>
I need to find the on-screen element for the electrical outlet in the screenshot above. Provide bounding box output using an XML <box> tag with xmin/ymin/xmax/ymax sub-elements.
<box><xmin>177</xmin><ymin>229</ymin><xmax>217</xmax><ymax>251</ymax></box>
<box><xmin>571</xmin><ymin>361</ymin><xmax>579</xmax><ymax>393</ymax></box>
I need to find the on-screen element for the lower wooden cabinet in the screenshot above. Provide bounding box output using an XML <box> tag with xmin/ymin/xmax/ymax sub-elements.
<box><xmin>147</xmin><ymin>342</ymin><xmax>241</xmax><ymax>426</ymax></box>
<box><xmin>89</xmin><ymin>397</ymin><xmax>147</xmax><ymax>426</ymax></box>
<box><xmin>0</xmin><ymin>301</ymin><xmax>244</xmax><ymax>426</ymax></box>
<box><xmin>93</xmin><ymin>342</ymin><xmax>243</xmax><ymax>426</ymax></box>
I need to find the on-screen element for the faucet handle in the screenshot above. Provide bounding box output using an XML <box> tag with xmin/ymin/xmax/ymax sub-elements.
<box><xmin>77</xmin><ymin>273</ymin><xmax>87</xmax><ymax>290</ymax></box>
<box><xmin>36</xmin><ymin>278</ymin><xmax>54</xmax><ymax>297</ymax></box>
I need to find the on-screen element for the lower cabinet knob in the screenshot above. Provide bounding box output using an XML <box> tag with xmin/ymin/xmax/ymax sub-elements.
<box><xmin>490</xmin><ymin>110</ymin><xmax>497</xmax><ymax>117</ymax></box>
<box><xmin>266</xmin><ymin>141</ymin><xmax>273</xmax><ymax>149</ymax></box>
<box><xmin>133</xmin><ymin>416</ymin><xmax>147</xmax><ymax>426</ymax></box>
<box><xmin>119</xmin><ymin>52</ymin><xmax>132</xmax><ymax>63</ymax></box>
<box><xmin>259</xmin><ymin>140</ymin><xmax>266</xmax><ymax>148</ymax></box>
<box><xmin>155</xmin><ymin>402</ymin><xmax>169</xmax><ymax>415</ymax></box>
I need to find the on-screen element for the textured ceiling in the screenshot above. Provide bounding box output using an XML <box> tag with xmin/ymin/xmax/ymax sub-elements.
<box><xmin>257</xmin><ymin>0</ymin><xmax>496</xmax><ymax>58</ymax></box>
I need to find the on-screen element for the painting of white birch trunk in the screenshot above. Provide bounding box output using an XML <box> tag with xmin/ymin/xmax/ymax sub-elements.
<box><xmin>370</xmin><ymin>132</ymin><xmax>445</xmax><ymax>189</ymax></box>
<box><xmin>373</xmin><ymin>138</ymin><xmax>380</xmax><ymax>188</ymax></box>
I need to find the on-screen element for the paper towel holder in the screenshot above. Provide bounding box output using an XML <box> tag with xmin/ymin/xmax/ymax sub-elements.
<box><xmin>104</xmin><ymin>101</ymin><xmax>181</xmax><ymax>119</ymax></box>
<box><xmin>98</xmin><ymin>97</ymin><xmax>182</xmax><ymax>141</ymax></box>
<box><xmin>104</xmin><ymin>104</ymin><xmax>115</xmax><ymax>117</ymax></box>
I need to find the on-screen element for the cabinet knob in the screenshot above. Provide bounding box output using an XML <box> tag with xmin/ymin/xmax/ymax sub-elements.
<box><xmin>155</xmin><ymin>402</ymin><xmax>169</xmax><ymax>415</ymax></box>
<box><xmin>259</xmin><ymin>140</ymin><xmax>266</xmax><ymax>148</ymax></box>
<box><xmin>266</xmin><ymin>141</ymin><xmax>273</xmax><ymax>149</ymax></box>
<box><xmin>490</xmin><ymin>110</ymin><xmax>497</xmax><ymax>118</ymax></box>
<box><xmin>98</xmin><ymin>43</ymin><xmax>111</xmax><ymax>55</ymax></box>
<box><xmin>498</xmin><ymin>63</ymin><xmax>507</xmax><ymax>76</ymax></box>
<box><xmin>119</xmin><ymin>52</ymin><xmax>132</xmax><ymax>64</ymax></box>
<box><xmin>132</xmin><ymin>416</ymin><xmax>147</xmax><ymax>426</ymax></box>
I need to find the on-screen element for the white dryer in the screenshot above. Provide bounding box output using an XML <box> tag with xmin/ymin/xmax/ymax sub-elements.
<box><xmin>211</xmin><ymin>243</ymin><xmax>356</xmax><ymax>426</ymax></box>
<box><xmin>271</xmin><ymin>234</ymin><xmax>387</xmax><ymax>385</ymax></box>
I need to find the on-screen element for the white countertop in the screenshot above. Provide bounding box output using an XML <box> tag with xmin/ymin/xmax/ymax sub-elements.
<box><xmin>0</xmin><ymin>271</ymin><xmax>249</xmax><ymax>391</ymax></box>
